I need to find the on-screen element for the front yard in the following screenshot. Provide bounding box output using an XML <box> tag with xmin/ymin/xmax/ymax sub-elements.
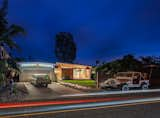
<box><xmin>62</xmin><ymin>79</ymin><xmax>96</xmax><ymax>88</ymax></box>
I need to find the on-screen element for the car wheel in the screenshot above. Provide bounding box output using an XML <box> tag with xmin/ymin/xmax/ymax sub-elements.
<box><xmin>44</xmin><ymin>84</ymin><xmax>48</xmax><ymax>88</ymax></box>
<box><xmin>121</xmin><ymin>85</ymin><xmax>129</xmax><ymax>91</ymax></box>
<box><xmin>141</xmin><ymin>84</ymin><xmax>148</xmax><ymax>90</ymax></box>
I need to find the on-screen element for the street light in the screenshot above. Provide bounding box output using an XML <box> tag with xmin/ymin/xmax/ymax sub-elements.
<box><xmin>96</xmin><ymin>71</ymin><xmax>99</xmax><ymax>89</ymax></box>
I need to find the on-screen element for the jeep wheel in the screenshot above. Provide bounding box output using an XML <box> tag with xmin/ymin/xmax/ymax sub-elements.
<box><xmin>121</xmin><ymin>85</ymin><xmax>129</xmax><ymax>91</ymax></box>
<box><xmin>141</xmin><ymin>84</ymin><xmax>148</xmax><ymax>90</ymax></box>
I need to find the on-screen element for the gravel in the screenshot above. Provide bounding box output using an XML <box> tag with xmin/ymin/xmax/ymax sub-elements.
<box><xmin>0</xmin><ymin>83</ymin><xmax>28</xmax><ymax>102</ymax></box>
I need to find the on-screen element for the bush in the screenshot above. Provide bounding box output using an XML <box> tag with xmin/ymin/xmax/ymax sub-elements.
<box><xmin>0</xmin><ymin>73</ymin><xmax>6</xmax><ymax>89</ymax></box>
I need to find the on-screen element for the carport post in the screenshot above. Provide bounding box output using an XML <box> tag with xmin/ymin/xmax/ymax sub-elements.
<box><xmin>96</xmin><ymin>71</ymin><xmax>99</xmax><ymax>89</ymax></box>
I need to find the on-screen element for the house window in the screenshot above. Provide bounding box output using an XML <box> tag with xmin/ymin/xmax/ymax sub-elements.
<box><xmin>73</xmin><ymin>68</ymin><xmax>87</xmax><ymax>79</ymax></box>
<box><xmin>73</xmin><ymin>69</ymin><xmax>79</xmax><ymax>78</ymax></box>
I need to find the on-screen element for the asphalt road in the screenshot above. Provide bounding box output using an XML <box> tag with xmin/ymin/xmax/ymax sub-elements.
<box><xmin>1</xmin><ymin>90</ymin><xmax>160</xmax><ymax>118</ymax></box>
<box><xmin>15</xmin><ymin>101</ymin><xmax>160</xmax><ymax>118</ymax></box>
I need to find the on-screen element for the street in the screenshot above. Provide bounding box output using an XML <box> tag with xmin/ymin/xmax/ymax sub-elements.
<box><xmin>1</xmin><ymin>89</ymin><xmax>160</xmax><ymax>118</ymax></box>
<box><xmin>17</xmin><ymin>101</ymin><xmax>160</xmax><ymax>118</ymax></box>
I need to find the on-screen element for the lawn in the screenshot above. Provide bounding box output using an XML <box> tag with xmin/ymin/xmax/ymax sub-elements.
<box><xmin>62</xmin><ymin>79</ymin><xmax>96</xmax><ymax>88</ymax></box>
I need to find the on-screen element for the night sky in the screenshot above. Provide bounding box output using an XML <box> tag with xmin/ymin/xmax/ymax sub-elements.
<box><xmin>6</xmin><ymin>0</ymin><xmax>160</xmax><ymax>64</ymax></box>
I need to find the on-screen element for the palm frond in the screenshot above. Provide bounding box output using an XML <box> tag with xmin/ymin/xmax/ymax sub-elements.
<box><xmin>8</xmin><ymin>24</ymin><xmax>26</xmax><ymax>36</ymax></box>
<box><xmin>1</xmin><ymin>36</ymin><xmax>20</xmax><ymax>50</ymax></box>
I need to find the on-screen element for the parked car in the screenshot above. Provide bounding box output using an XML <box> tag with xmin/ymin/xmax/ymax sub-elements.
<box><xmin>31</xmin><ymin>74</ymin><xmax>51</xmax><ymax>87</ymax></box>
<box><xmin>100</xmin><ymin>72</ymin><xmax>149</xmax><ymax>91</ymax></box>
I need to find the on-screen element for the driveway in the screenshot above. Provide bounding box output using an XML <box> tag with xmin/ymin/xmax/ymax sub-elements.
<box><xmin>23</xmin><ymin>82</ymin><xmax>84</xmax><ymax>100</ymax></box>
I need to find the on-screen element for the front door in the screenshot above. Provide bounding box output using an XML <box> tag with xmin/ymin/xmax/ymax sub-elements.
<box><xmin>62</xmin><ymin>68</ymin><xmax>73</xmax><ymax>80</ymax></box>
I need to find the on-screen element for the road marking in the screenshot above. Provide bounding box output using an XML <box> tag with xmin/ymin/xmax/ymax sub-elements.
<box><xmin>62</xmin><ymin>89</ymin><xmax>160</xmax><ymax>97</ymax></box>
<box><xmin>1</xmin><ymin>97</ymin><xmax>160</xmax><ymax>118</ymax></box>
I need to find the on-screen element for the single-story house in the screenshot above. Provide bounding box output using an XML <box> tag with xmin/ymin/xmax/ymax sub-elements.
<box><xmin>18</xmin><ymin>62</ymin><xmax>92</xmax><ymax>82</ymax></box>
<box><xmin>54</xmin><ymin>62</ymin><xmax>92</xmax><ymax>81</ymax></box>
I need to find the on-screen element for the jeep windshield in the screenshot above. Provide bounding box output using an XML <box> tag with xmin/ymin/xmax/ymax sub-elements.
<box><xmin>116</xmin><ymin>73</ymin><xmax>133</xmax><ymax>77</ymax></box>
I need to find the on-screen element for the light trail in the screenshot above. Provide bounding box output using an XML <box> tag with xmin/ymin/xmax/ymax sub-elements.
<box><xmin>62</xmin><ymin>89</ymin><xmax>160</xmax><ymax>97</ymax></box>
<box><xmin>1</xmin><ymin>97</ymin><xmax>160</xmax><ymax>117</ymax></box>
<box><xmin>0</xmin><ymin>96</ymin><xmax>132</xmax><ymax>109</ymax></box>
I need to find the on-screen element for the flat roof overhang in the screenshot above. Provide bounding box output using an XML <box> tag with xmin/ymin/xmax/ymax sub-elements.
<box><xmin>56</xmin><ymin>62</ymin><xmax>92</xmax><ymax>69</ymax></box>
<box><xmin>18</xmin><ymin>62</ymin><xmax>55</xmax><ymax>70</ymax></box>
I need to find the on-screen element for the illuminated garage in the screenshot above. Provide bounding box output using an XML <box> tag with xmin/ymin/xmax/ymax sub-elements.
<box><xmin>18</xmin><ymin>62</ymin><xmax>56</xmax><ymax>82</ymax></box>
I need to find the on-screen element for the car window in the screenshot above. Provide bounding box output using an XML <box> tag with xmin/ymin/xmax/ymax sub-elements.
<box><xmin>110</xmin><ymin>80</ymin><xmax>115</xmax><ymax>84</ymax></box>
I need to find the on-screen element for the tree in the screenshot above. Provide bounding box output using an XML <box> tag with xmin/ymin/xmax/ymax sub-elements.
<box><xmin>141</xmin><ymin>56</ymin><xmax>160</xmax><ymax>65</ymax></box>
<box><xmin>95</xmin><ymin>60</ymin><xmax>100</xmax><ymax>66</ymax></box>
<box><xmin>97</xmin><ymin>54</ymin><xmax>143</xmax><ymax>77</ymax></box>
<box><xmin>55</xmin><ymin>32</ymin><xmax>76</xmax><ymax>63</ymax></box>
<box><xmin>0</xmin><ymin>0</ymin><xmax>25</xmax><ymax>50</ymax></box>
<box><xmin>0</xmin><ymin>0</ymin><xmax>25</xmax><ymax>87</ymax></box>
<box><xmin>119</xmin><ymin>54</ymin><xmax>142</xmax><ymax>72</ymax></box>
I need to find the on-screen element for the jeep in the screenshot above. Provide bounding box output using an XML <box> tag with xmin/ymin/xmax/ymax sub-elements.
<box><xmin>100</xmin><ymin>72</ymin><xmax>149</xmax><ymax>91</ymax></box>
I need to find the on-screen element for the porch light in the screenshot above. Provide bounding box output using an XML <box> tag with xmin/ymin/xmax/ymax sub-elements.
<box><xmin>86</xmin><ymin>66</ymin><xmax>90</xmax><ymax>70</ymax></box>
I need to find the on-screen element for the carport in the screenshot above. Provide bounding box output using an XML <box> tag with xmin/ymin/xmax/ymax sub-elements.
<box><xmin>18</xmin><ymin>62</ymin><xmax>57</xmax><ymax>82</ymax></box>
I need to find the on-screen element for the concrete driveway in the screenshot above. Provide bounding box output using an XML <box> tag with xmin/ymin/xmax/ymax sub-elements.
<box><xmin>23</xmin><ymin>82</ymin><xmax>84</xmax><ymax>100</ymax></box>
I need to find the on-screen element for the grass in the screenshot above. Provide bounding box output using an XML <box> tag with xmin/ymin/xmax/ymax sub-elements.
<box><xmin>62</xmin><ymin>79</ymin><xmax>96</xmax><ymax>88</ymax></box>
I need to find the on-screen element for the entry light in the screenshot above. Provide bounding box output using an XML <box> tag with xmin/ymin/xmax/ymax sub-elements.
<box><xmin>33</xmin><ymin>74</ymin><xmax>47</xmax><ymax>76</ymax></box>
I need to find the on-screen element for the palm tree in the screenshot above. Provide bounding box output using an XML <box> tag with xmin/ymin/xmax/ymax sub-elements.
<box><xmin>0</xmin><ymin>0</ymin><xmax>25</xmax><ymax>50</ymax></box>
<box><xmin>0</xmin><ymin>59</ymin><xmax>8</xmax><ymax>87</ymax></box>
<box><xmin>0</xmin><ymin>0</ymin><xmax>25</xmax><ymax>87</ymax></box>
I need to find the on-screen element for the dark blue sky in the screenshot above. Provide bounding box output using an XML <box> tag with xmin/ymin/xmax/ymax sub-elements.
<box><xmin>6</xmin><ymin>0</ymin><xmax>160</xmax><ymax>64</ymax></box>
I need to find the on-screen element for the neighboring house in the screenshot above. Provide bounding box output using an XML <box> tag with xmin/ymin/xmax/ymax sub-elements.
<box><xmin>54</xmin><ymin>62</ymin><xmax>92</xmax><ymax>81</ymax></box>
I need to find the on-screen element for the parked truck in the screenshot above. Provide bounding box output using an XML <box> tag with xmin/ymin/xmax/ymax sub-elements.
<box><xmin>31</xmin><ymin>74</ymin><xmax>51</xmax><ymax>88</ymax></box>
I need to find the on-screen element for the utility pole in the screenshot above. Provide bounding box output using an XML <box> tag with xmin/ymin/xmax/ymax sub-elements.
<box><xmin>95</xmin><ymin>60</ymin><xmax>100</xmax><ymax>89</ymax></box>
<box><xmin>96</xmin><ymin>71</ymin><xmax>99</xmax><ymax>89</ymax></box>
